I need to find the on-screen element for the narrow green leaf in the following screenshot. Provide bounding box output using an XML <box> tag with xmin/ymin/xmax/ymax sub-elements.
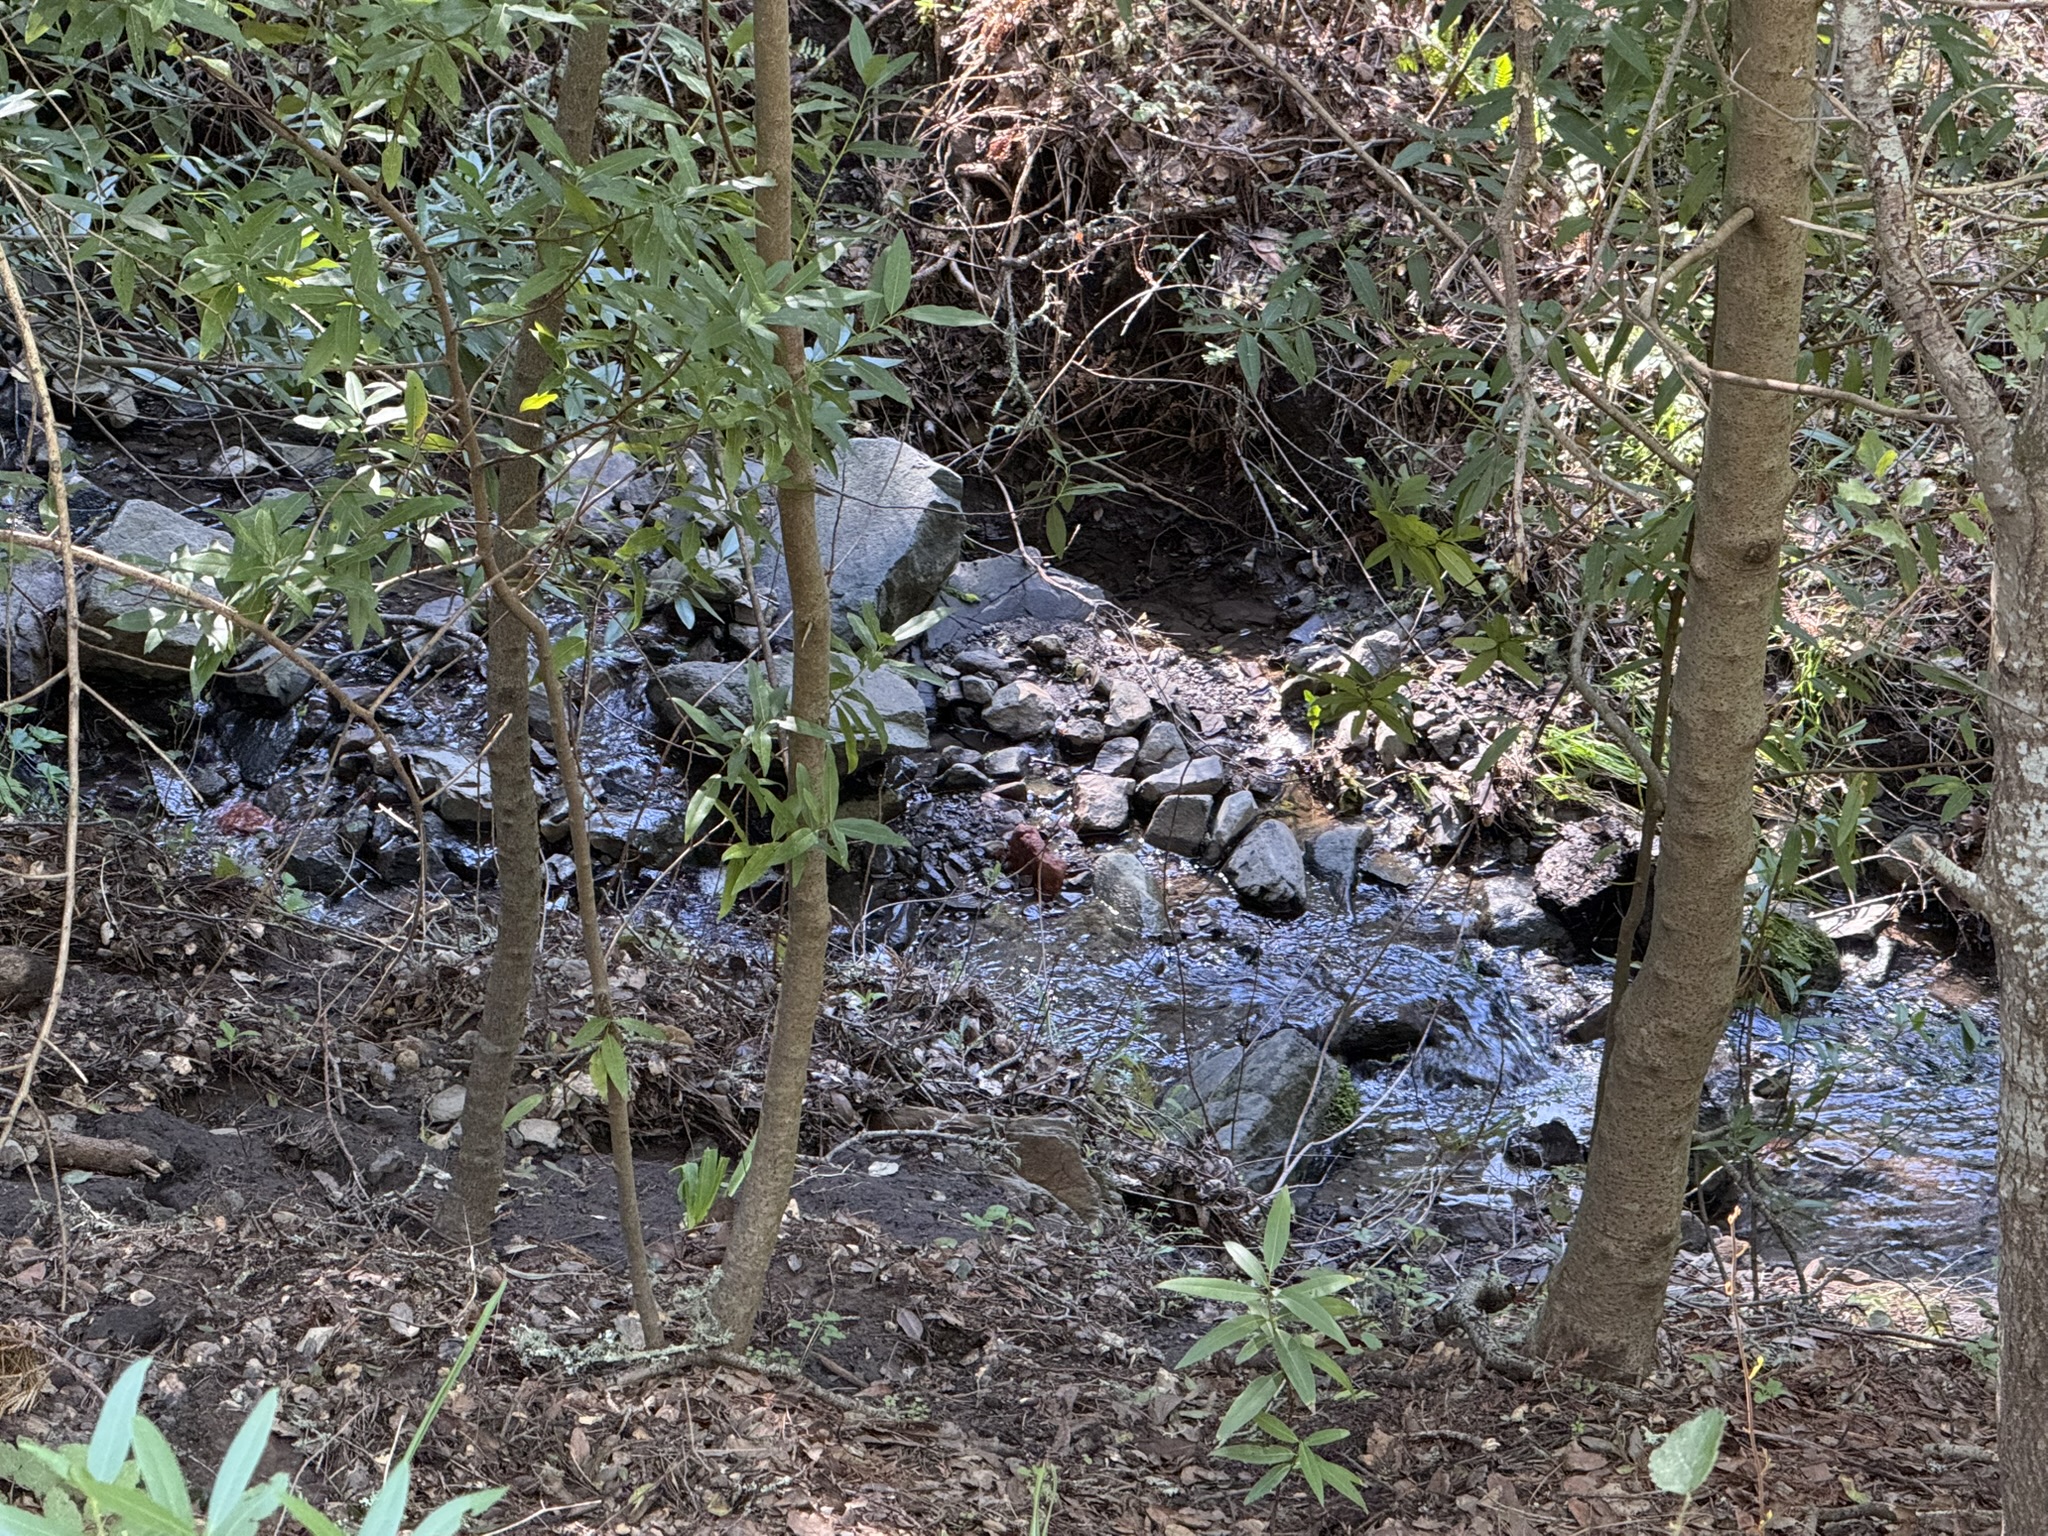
<box><xmin>129</xmin><ymin>1416</ymin><xmax>191</xmax><ymax>1524</ymax></box>
<box><xmin>88</xmin><ymin>1358</ymin><xmax>150</xmax><ymax>1480</ymax></box>
<box><xmin>206</xmin><ymin>1389</ymin><xmax>278</xmax><ymax>1530</ymax></box>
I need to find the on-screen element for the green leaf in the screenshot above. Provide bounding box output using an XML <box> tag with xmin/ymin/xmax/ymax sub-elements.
<box><xmin>280</xmin><ymin>1492</ymin><xmax>349</xmax><ymax>1536</ymax></box>
<box><xmin>899</xmin><ymin>304</ymin><xmax>988</xmax><ymax>327</ymax></box>
<box><xmin>412</xmin><ymin>1488</ymin><xmax>509</xmax><ymax>1536</ymax></box>
<box><xmin>1157</xmin><ymin>1277</ymin><xmax>1263</xmax><ymax>1303</ymax></box>
<box><xmin>1272</xmin><ymin>1331</ymin><xmax>1317</xmax><ymax>1409</ymax></box>
<box><xmin>88</xmin><ymin>1357</ymin><xmax>150</xmax><ymax>1480</ymax></box>
<box><xmin>207</xmin><ymin>1388</ymin><xmax>278</xmax><ymax>1530</ymax></box>
<box><xmin>502</xmin><ymin>1093</ymin><xmax>544</xmax><ymax>1130</ymax></box>
<box><xmin>1648</xmin><ymin>1408</ymin><xmax>1728</xmax><ymax>1497</ymax></box>
<box><xmin>1469</xmin><ymin>722</ymin><xmax>1525</xmax><ymax>780</ymax></box>
<box><xmin>1215</xmin><ymin>1373</ymin><xmax>1282</xmax><ymax>1444</ymax></box>
<box><xmin>1222</xmin><ymin>1241</ymin><xmax>1267</xmax><ymax>1287</ymax></box>
<box><xmin>357</xmin><ymin>1459</ymin><xmax>412</xmax><ymax>1536</ymax></box>
<box><xmin>0</xmin><ymin>1508</ymin><xmax>69</xmax><ymax>1536</ymax></box>
<box><xmin>1277</xmin><ymin>1294</ymin><xmax>1351</xmax><ymax>1349</ymax></box>
<box><xmin>1174</xmin><ymin>1313</ymin><xmax>1263</xmax><ymax>1368</ymax></box>
<box><xmin>1261</xmin><ymin>1186</ymin><xmax>1293</xmax><ymax>1276</ymax></box>
<box><xmin>129</xmin><ymin>1416</ymin><xmax>191</xmax><ymax>1525</ymax></box>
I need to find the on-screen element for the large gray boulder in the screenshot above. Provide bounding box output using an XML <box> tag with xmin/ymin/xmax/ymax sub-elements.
<box><xmin>77</xmin><ymin>501</ymin><xmax>226</xmax><ymax>683</ymax></box>
<box><xmin>835</xmin><ymin>664</ymin><xmax>931</xmax><ymax>753</ymax></box>
<box><xmin>925</xmin><ymin>551</ymin><xmax>1106</xmax><ymax>647</ymax></box>
<box><xmin>1173</xmin><ymin>1029</ymin><xmax>1344</xmax><ymax>1182</ymax></box>
<box><xmin>1320</xmin><ymin>944</ymin><xmax>1548</xmax><ymax>1090</ymax></box>
<box><xmin>648</xmin><ymin>660</ymin><xmax>752</xmax><ymax>735</ymax></box>
<box><xmin>1223</xmin><ymin>819</ymin><xmax>1309</xmax><ymax>915</ymax></box>
<box><xmin>754</xmin><ymin>437</ymin><xmax>965</xmax><ymax>639</ymax></box>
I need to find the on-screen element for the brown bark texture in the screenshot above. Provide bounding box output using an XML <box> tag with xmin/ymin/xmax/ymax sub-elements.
<box><xmin>440</xmin><ymin>13</ymin><xmax>611</xmax><ymax>1249</ymax></box>
<box><xmin>1837</xmin><ymin>0</ymin><xmax>2048</xmax><ymax>1522</ymax></box>
<box><xmin>1529</xmin><ymin>0</ymin><xmax>1817</xmax><ymax>1378</ymax></box>
<box><xmin>710</xmin><ymin>0</ymin><xmax>833</xmax><ymax>1344</ymax></box>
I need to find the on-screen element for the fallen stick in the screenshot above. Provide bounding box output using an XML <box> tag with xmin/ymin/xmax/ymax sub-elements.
<box><xmin>0</xmin><ymin>1126</ymin><xmax>167</xmax><ymax>1178</ymax></box>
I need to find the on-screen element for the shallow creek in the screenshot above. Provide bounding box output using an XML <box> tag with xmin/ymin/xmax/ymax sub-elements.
<box><xmin>901</xmin><ymin>849</ymin><xmax>1999</xmax><ymax>1285</ymax></box>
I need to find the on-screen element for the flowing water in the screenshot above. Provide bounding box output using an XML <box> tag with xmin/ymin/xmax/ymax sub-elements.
<box><xmin>897</xmin><ymin>842</ymin><xmax>1999</xmax><ymax>1284</ymax></box>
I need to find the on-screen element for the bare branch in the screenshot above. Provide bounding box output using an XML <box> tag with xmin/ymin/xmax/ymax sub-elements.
<box><xmin>1836</xmin><ymin>0</ymin><xmax>2029</xmax><ymax>523</ymax></box>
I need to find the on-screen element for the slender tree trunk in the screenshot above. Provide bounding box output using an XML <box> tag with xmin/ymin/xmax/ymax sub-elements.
<box><xmin>1530</xmin><ymin>0</ymin><xmax>1817</xmax><ymax>1378</ymax></box>
<box><xmin>1837</xmin><ymin>2</ymin><xmax>2048</xmax><ymax>1522</ymax></box>
<box><xmin>439</xmin><ymin>14</ymin><xmax>611</xmax><ymax>1248</ymax></box>
<box><xmin>710</xmin><ymin>0</ymin><xmax>832</xmax><ymax>1344</ymax></box>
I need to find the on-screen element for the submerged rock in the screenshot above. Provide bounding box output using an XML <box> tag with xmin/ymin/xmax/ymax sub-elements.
<box><xmin>1321</xmin><ymin>944</ymin><xmax>1547</xmax><ymax>1090</ymax></box>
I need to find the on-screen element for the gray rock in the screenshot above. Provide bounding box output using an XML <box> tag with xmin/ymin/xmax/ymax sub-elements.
<box><xmin>951</xmin><ymin>648</ymin><xmax>1012</xmax><ymax>681</ymax></box>
<box><xmin>1135</xmin><ymin>754</ymin><xmax>1227</xmax><ymax>806</ymax></box>
<box><xmin>1071</xmin><ymin>773</ymin><xmax>1135</xmax><ymax>839</ymax></box>
<box><xmin>926</xmin><ymin>552</ymin><xmax>1106</xmax><ymax>647</ymax></box>
<box><xmin>984</xmin><ymin>745</ymin><xmax>1034</xmax><ymax>781</ymax></box>
<box><xmin>217</xmin><ymin>644</ymin><xmax>316</xmax><ymax>710</ymax></box>
<box><xmin>936</xmin><ymin>762</ymin><xmax>993</xmax><ymax>793</ymax></box>
<box><xmin>514</xmin><ymin>1117</ymin><xmax>562</xmax><ymax>1150</ymax></box>
<box><xmin>1143</xmin><ymin>793</ymin><xmax>1213</xmax><ymax>857</ymax></box>
<box><xmin>1092</xmin><ymin>736</ymin><xmax>1141</xmax><ymax>778</ymax></box>
<box><xmin>1308</xmin><ymin>826</ymin><xmax>1368</xmax><ymax>886</ymax></box>
<box><xmin>1100</xmin><ymin>677</ymin><xmax>1153</xmax><ymax>736</ymax></box>
<box><xmin>220</xmin><ymin>709</ymin><xmax>301</xmax><ymax>789</ymax></box>
<box><xmin>426</xmin><ymin>1086</ymin><xmax>468</xmax><ymax>1124</ymax></box>
<box><xmin>551</xmin><ymin>442</ymin><xmax>640</xmax><ymax>519</ymax></box>
<box><xmin>1091</xmin><ymin>850</ymin><xmax>1169</xmax><ymax>938</ymax></box>
<box><xmin>1224</xmin><ymin>820</ymin><xmax>1309</xmax><ymax>914</ymax></box>
<box><xmin>205</xmin><ymin>445</ymin><xmax>270</xmax><ymax>479</ymax></box>
<box><xmin>582</xmin><ymin>805</ymin><xmax>689</xmax><ymax>865</ymax></box>
<box><xmin>1025</xmin><ymin>633</ymin><xmax>1066</xmax><ymax>662</ymax></box>
<box><xmin>1478</xmin><ymin>873</ymin><xmax>1565</xmax><ymax>949</ymax></box>
<box><xmin>77</xmin><ymin>501</ymin><xmax>227</xmax><ymax>682</ymax></box>
<box><xmin>3</xmin><ymin>551</ymin><xmax>63</xmax><ymax>695</ymax></box>
<box><xmin>407</xmin><ymin>747</ymin><xmax>504</xmax><ymax>828</ymax></box>
<box><xmin>1320</xmin><ymin>944</ymin><xmax>1547</xmax><ymax>1090</ymax></box>
<box><xmin>1207</xmin><ymin>790</ymin><xmax>1260</xmax><ymax>856</ymax></box>
<box><xmin>648</xmin><ymin>660</ymin><xmax>753</xmax><ymax>734</ymax></box>
<box><xmin>1057</xmin><ymin>716</ymin><xmax>1107</xmax><ymax>756</ymax></box>
<box><xmin>282</xmin><ymin>821</ymin><xmax>353</xmax><ymax>895</ymax></box>
<box><xmin>957</xmin><ymin>674</ymin><xmax>997</xmax><ymax>709</ymax></box>
<box><xmin>982</xmin><ymin>680</ymin><xmax>1058</xmax><ymax>739</ymax></box>
<box><xmin>1361</xmin><ymin>848</ymin><xmax>1423</xmax><ymax>889</ymax></box>
<box><xmin>1347</xmin><ymin>625</ymin><xmax>1410</xmax><ymax>678</ymax></box>
<box><xmin>1174</xmin><ymin>1028</ymin><xmax>1343</xmax><ymax>1180</ymax></box>
<box><xmin>1134</xmin><ymin>720</ymin><xmax>1190</xmax><ymax>776</ymax></box>
<box><xmin>837</xmin><ymin>664</ymin><xmax>930</xmax><ymax>753</ymax></box>
<box><xmin>1533</xmin><ymin>814</ymin><xmax>1642</xmax><ymax>955</ymax></box>
<box><xmin>755</xmin><ymin>436</ymin><xmax>965</xmax><ymax>638</ymax></box>
<box><xmin>408</xmin><ymin>595</ymin><xmax>479</xmax><ymax>672</ymax></box>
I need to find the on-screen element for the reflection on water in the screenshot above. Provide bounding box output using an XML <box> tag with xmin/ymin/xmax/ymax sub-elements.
<box><xmin>903</xmin><ymin>853</ymin><xmax>1998</xmax><ymax>1282</ymax></box>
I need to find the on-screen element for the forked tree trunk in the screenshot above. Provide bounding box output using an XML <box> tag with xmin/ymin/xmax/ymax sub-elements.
<box><xmin>709</xmin><ymin>0</ymin><xmax>833</xmax><ymax>1343</ymax></box>
<box><xmin>1530</xmin><ymin>0</ymin><xmax>1818</xmax><ymax>1378</ymax></box>
<box><xmin>440</xmin><ymin>14</ymin><xmax>611</xmax><ymax>1248</ymax></box>
<box><xmin>1837</xmin><ymin>2</ymin><xmax>2048</xmax><ymax>1522</ymax></box>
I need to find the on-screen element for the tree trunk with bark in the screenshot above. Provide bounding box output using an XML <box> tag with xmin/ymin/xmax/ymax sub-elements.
<box><xmin>1837</xmin><ymin>1</ymin><xmax>2048</xmax><ymax>1522</ymax></box>
<box><xmin>1529</xmin><ymin>0</ymin><xmax>1818</xmax><ymax>1378</ymax></box>
<box><xmin>439</xmin><ymin>14</ymin><xmax>611</xmax><ymax>1249</ymax></box>
<box><xmin>709</xmin><ymin>0</ymin><xmax>833</xmax><ymax>1344</ymax></box>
